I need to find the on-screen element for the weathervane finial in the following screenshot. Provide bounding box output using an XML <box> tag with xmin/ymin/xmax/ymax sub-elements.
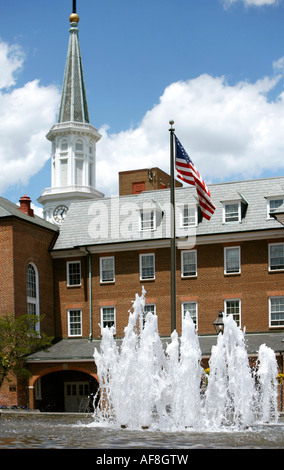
<box><xmin>70</xmin><ymin>0</ymin><xmax>79</xmax><ymax>23</ymax></box>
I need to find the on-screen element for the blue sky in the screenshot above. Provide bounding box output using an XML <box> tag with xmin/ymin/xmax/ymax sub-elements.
<box><xmin>1</xmin><ymin>0</ymin><xmax>284</xmax><ymax>212</ymax></box>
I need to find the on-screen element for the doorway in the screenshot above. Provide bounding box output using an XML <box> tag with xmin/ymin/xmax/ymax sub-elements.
<box><xmin>64</xmin><ymin>381</ymin><xmax>89</xmax><ymax>412</ymax></box>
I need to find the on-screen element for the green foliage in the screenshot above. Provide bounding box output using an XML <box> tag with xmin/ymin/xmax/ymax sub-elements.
<box><xmin>0</xmin><ymin>314</ymin><xmax>53</xmax><ymax>388</ymax></box>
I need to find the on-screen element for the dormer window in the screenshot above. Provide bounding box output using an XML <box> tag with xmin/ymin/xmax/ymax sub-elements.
<box><xmin>223</xmin><ymin>202</ymin><xmax>241</xmax><ymax>223</ymax></box>
<box><xmin>267</xmin><ymin>197</ymin><xmax>284</xmax><ymax>219</ymax></box>
<box><xmin>180</xmin><ymin>204</ymin><xmax>197</xmax><ymax>227</ymax></box>
<box><xmin>140</xmin><ymin>210</ymin><xmax>156</xmax><ymax>231</ymax></box>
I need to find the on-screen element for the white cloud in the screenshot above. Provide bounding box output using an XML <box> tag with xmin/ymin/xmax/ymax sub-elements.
<box><xmin>0</xmin><ymin>40</ymin><xmax>60</xmax><ymax>194</ymax></box>
<box><xmin>97</xmin><ymin>67</ymin><xmax>284</xmax><ymax>196</ymax></box>
<box><xmin>222</xmin><ymin>0</ymin><xmax>279</xmax><ymax>6</ymax></box>
<box><xmin>2</xmin><ymin>38</ymin><xmax>284</xmax><ymax>207</ymax></box>
<box><xmin>0</xmin><ymin>41</ymin><xmax>24</xmax><ymax>89</ymax></box>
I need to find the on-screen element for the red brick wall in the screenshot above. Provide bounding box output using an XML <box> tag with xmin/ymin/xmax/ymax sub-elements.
<box><xmin>119</xmin><ymin>168</ymin><xmax>182</xmax><ymax>196</ymax></box>
<box><xmin>53</xmin><ymin>237</ymin><xmax>284</xmax><ymax>339</ymax></box>
<box><xmin>12</xmin><ymin>218</ymin><xmax>56</xmax><ymax>336</ymax></box>
<box><xmin>0</xmin><ymin>221</ymin><xmax>15</xmax><ymax>316</ymax></box>
<box><xmin>0</xmin><ymin>216</ymin><xmax>56</xmax><ymax>407</ymax></box>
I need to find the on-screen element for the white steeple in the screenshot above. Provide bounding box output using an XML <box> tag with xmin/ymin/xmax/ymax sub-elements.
<box><xmin>38</xmin><ymin>6</ymin><xmax>104</xmax><ymax>225</ymax></box>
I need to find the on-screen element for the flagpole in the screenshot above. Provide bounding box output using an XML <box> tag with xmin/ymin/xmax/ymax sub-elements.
<box><xmin>169</xmin><ymin>120</ymin><xmax>176</xmax><ymax>333</ymax></box>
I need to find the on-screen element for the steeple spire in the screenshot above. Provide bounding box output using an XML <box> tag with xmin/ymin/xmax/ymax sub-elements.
<box><xmin>38</xmin><ymin>3</ymin><xmax>104</xmax><ymax>225</ymax></box>
<box><xmin>58</xmin><ymin>5</ymin><xmax>89</xmax><ymax>123</ymax></box>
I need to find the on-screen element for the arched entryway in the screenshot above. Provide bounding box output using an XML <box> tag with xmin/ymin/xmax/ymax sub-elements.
<box><xmin>33</xmin><ymin>370</ymin><xmax>99</xmax><ymax>412</ymax></box>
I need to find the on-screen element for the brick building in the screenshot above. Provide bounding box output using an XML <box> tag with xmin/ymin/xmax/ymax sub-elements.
<box><xmin>0</xmin><ymin>196</ymin><xmax>58</xmax><ymax>407</ymax></box>
<box><xmin>1</xmin><ymin>7</ymin><xmax>284</xmax><ymax>412</ymax></box>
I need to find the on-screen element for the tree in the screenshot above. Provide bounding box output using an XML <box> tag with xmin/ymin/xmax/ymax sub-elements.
<box><xmin>0</xmin><ymin>314</ymin><xmax>53</xmax><ymax>389</ymax></box>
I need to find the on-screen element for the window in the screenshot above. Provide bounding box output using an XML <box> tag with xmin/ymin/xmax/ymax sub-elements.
<box><xmin>268</xmin><ymin>198</ymin><xmax>284</xmax><ymax>218</ymax></box>
<box><xmin>75</xmin><ymin>140</ymin><xmax>84</xmax><ymax>152</ymax></box>
<box><xmin>67</xmin><ymin>261</ymin><xmax>81</xmax><ymax>286</ymax></box>
<box><xmin>60</xmin><ymin>139</ymin><xmax>68</xmax><ymax>151</ymax></box>
<box><xmin>180</xmin><ymin>204</ymin><xmax>197</xmax><ymax>227</ymax></box>
<box><xmin>101</xmin><ymin>306</ymin><xmax>116</xmax><ymax>331</ymax></box>
<box><xmin>269</xmin><ymin>297</ymin><xmax>284</xmax><ymax>327</ymax></box>
<box><xmin>224</xmin><ymin>299</ymin><xmax>241</xmax><ymax>327</ymax></box>
<box><xmin>140</xmin><ymin>210</ymin><xmax>155</xmax><ymax>231</ymax></box>
<box><xmin>133</xmin><ymin>182</ymin><xmax>145</xmax><ymax>194</ymax></box>
<box><xmin>181</xmin><ymin>250</ymin><xmax>197</xmax><ymax>277</ymax></box>
<box><xmin>100</xmin><ymin>256</ymin><xmax>115</xmax><ymax>283</ymax></box>
<box><xmin>26</xmin><ymin>263</ymin><xmax>40</xmax><ymax>332</ymax></box>
<box><xmin>269</xmin><ymin>243</ymin><xmax>284</xmax><ymax>271</ymax></box>
<box><xmin>89</xmin><ymin>162</ymin><xmax>94</xmax><ymax>187</ymax></box>
<box><xmin>223</xmin><ymin>202</ymin><xmax>241</xmax><ymax>223</ymax></box>
<box><xmin>60</xmin><ymin>159</ymin><xmax>68</xmax><ymax>187</ymax></box>
<box><xmin>224</xmin><ymin>247</ymin><xmax>241</xmax><ymax>274</ymax></box>
<box><xmin>140</xmin><ymin>253</ymin><xmax>155</xmax><ymax>280</ymax></box>
<box><xmin>143</xmin><ymin>304</ymin><xmax>156</xmax><ymax>325</ymax></box>
<box><xmin>75</xmin><ymin>159</ymin><xmax>84</xmax><ymax>185</ymax></box>
<box><xmin>182</xmin><ymin>302</ymin><xmax>198</xmax><ymax>327</ymax></box>
<box><xmin>68</xmin><ymin>309</ymin><xmax>82</xmax><ymax>336</ymax></box>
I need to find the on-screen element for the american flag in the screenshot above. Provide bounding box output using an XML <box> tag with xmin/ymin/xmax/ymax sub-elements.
<box><xmin>175</xmin><ymin>135</ymin><xmax>215</xmax><ymax>220</ymax></box>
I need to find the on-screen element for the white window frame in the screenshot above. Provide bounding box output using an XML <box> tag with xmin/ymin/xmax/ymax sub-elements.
<box><xmin>267</xmin><ymin>197</ymin><xmax>284</xmax><ymax>219</ymax></box>
<box><xmin>182</xmin><ymin>301</ymin><xmax>198</xmax><ymax>329</ymax></box>
<box><xmin>223</xmin><ymin>201</ymin><xmax>241</xmax><ymax>223</ymax></box>
<box><xmin>224</xmin><ymin>299</ymin><xmax>241</xmax><ymax>327</ymax></box>
<box><xmin>181</xmin><ymin>250</ymin><xmax>197</xmax><ymax>277</ymax></box>
<box><xmin>67</xmin><ymin>260</ymin><xmax>81</xmax><ymax>286</ymax></box>
<box><xmin>269</xmin><ymin>296</ymin><xmax>284</xmax><ymax>328</ymax></box>
<box><xmin>68</xmin><ymin>309</ymin><xmax>82</xmax><ymax>337</ymax></box>
<box><xmin>224</xmin><ymin>246</ymin><xmax>241</xmax><ymax>275</ymax></box>
<box><xmin>140</xmin><ymin>210</ymin><xmax>156</xmax><ymax>231</ymax></box>
<box><xmin>180</xmin><ymin>204</ymin><xmax>198</xmax><ymax>228</ymax></box>
<box><xmin>143</xmin><ymin>303</ymin><xmax>156</xmax><ymax>325</ymax></box>
<box><xmin>26</xmin><ymin>262</ymin><xmax>40</xmax><ymax>333</ymax></box>
<box><xmin>100</xmin><ymin>256</ymin><xmax>115</xmax><ymax>283</ymax></box>
<box><xmin>100</xmin><ymin>306</ymin><xmax>116</xmax><ymax>332</ymax></box>
<box><xmin>268</xmin><ymin>243</ymin><xmax>284</xmax><ymax>272</ymax></box>
<box><xmin>139</xmin><ymin>253</ymin><xmax>155</xmax><ymax>280</ymax></box>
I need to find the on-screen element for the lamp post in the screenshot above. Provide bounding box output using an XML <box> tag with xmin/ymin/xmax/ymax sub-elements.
<box><xmin>213</xmin><ymin>310</ymin><xmax>224</xmax><ymax>335</ymax></box>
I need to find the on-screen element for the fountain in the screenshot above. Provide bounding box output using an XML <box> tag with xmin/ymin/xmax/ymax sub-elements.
<box><xmin>0</xmin><ymin>288</ymin><xmax>282</xmax><ymax>449</ymax></box>
<box><xmin>93</xmin><ymin>288</ymin><xmax>279</xmax><ymax>431</ymax></box>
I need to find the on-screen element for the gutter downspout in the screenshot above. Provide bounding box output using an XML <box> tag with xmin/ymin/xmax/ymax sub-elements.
<box><xmin>85</xmin><ymin>247</ymin><xmax>93</xmax><ymax>341</ymax></box>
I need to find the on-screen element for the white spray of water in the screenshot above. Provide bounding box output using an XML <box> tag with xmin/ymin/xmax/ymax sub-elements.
<box><xmin>93</xmin><ymin>289</ymin><xmax>279</xmax><ymax>430</ymax></box>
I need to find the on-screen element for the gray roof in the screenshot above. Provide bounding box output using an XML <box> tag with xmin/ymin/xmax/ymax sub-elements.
<box><xmin>52</xmin><ymin>176</ymin><xmax>284</xmax><ymax>251</ymax></box>
<box><xmin>0</xmin><ymin>197</ymin><xmax>58</xmax><ymax>232</ymax></box>
<box><xmin>27</xmin><ymin>331</ymin><xmax>284</xmax><ymax>363</ymax></box>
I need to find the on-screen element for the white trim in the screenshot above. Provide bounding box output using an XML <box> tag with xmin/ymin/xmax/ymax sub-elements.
<box><xmin>26</xmin><ymin>262</ymin><xmax>40</xmax><ymax>333</ymax></box>
<box><xmin>178</xmin><ymin>203</ymin><xmax>198</xmax><ymax>228</ymax></box>
<box><xmin>222</xmin><ymin>200</ymin><xmax>242</xmax><ymax>223</ymax></box>
<box><xmin>269</xmin><ymin>296</ymin><xmax>284</xmax><ymax>328</ymax></box>
<box><xmin>50</xmin><ymin>229</ymin><xmax>284</xmax><ymax>258</ymax></box>
<box><xmin>224</xmin><ymin>298</ymin><xmax>241</xmax><ymax>327</ymax></box>
<box><xmin>100</xmin><ymin>256</ymin><xmax>115</xmax><ymax>283</ymax></box>
<box><xmin>100</xmin><ymin>306</ymin><xmax>116</xmax><ymax>333</ymax></box>
<box><xmin>139</xmin><ymin>253</ymin><xmax>155</xmax><ymax>280</ymax></box>
<box><xmin>266</xmin><ymin>196</ymin><xmax>284</xmax><ymax>219</ymax></box>
<box><xmin>139</xmin><ymin>209</ymin><xmax>156</xmax><ymax>232</ymax></box>
<box><xmin>67</xmin><ymin>308</ymin><xmax>82</xmax><ymax>337</ymax></box>
<box><xmin>181</xmin><ymin>301</ymin><xmax>198</xmax><ymax>329</ymax></box>
<box><xmin>66</xmin><ymin>260</ymin><xmax>81</xmax><ymax>286</ymax></box>
<box><xmin>181</xmin><ymin>250</ymin><xmax>197</xmax><ymax>277</ymax></box>
<box><xmin>268</xmin><ymin>242</ymin><xmax>284</xmax><ymax>272</ymax></box>
<box><xmin>224</xmin><ymin>246</ymin><xmax>241</xmax><ymax>275</ymax></box>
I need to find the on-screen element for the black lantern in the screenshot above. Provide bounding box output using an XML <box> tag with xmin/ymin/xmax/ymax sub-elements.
<box><xmin>213</xmin><ymin>310</ymin><xmax>224</xmax><ymax>334</ymax></box>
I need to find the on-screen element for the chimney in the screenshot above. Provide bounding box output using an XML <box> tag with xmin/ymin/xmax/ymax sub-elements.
<box><xmin>18</xmin><ymin>195</ymin><xmax>34</xmax><ymax>217</ymax></box>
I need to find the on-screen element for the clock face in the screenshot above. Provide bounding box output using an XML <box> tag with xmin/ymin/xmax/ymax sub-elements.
<box><xmin>53</xmin><ymin>205</ymin><xmax>68</xmax><ymax>224</ymax></box>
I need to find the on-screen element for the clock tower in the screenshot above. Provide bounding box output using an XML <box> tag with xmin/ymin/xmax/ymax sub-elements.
<box><xmin>38</xmin><ymin>6</ymin><xmax>104</xmax><ymax>225</ymax></box>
